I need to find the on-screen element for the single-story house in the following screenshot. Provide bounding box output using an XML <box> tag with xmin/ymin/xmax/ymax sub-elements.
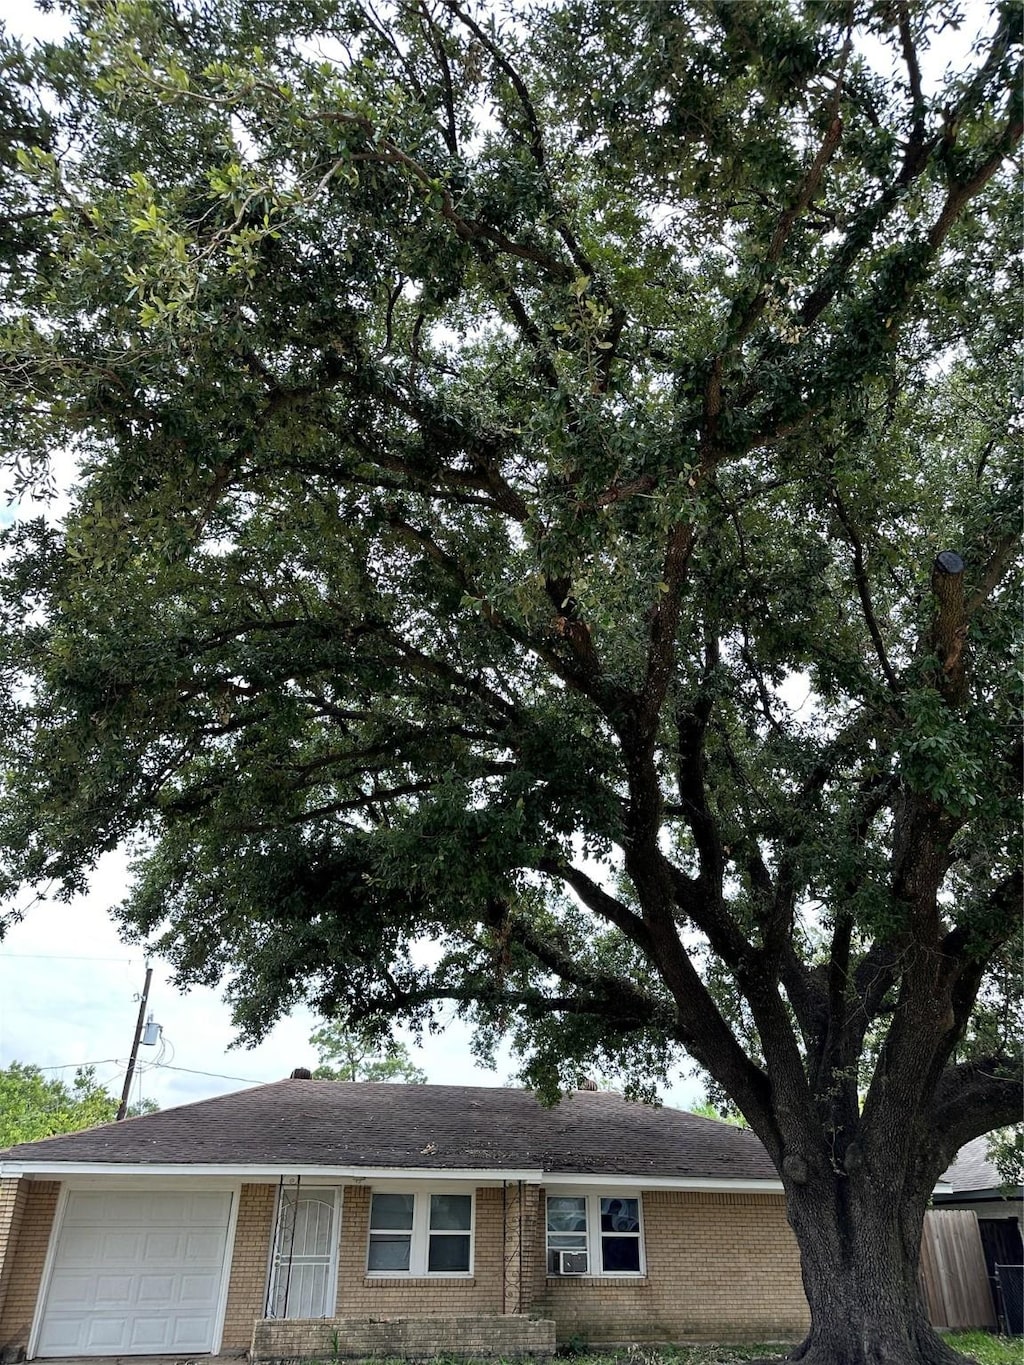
<box><xmin>0</xmin><ymin>1078</ymin><xmax>809</xmax><ymax>1359</ymax></box>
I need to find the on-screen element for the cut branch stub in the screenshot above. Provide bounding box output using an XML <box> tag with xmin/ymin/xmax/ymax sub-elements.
<box><xmin>934</xmin><ymin>551</ymin><xmax>964</xmax><ymax>577</ymax></box>
<box><xmin>930</xmin><ymin>550</ymin><xmax>968</xmax><ymax>705</ymax></box>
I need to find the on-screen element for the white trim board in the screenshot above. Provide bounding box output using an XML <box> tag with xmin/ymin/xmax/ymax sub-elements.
<box><xmin>1</xmin><ymin>1163</ymin><xmax>543</xmax><ymax>1182</ymax></box>
<box><xmin>0</xmin><ymin>1162</ymin><xmax>784</xmax><ymax>1192</ymax></box>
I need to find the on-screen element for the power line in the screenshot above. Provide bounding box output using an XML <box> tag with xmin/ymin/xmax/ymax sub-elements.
<box><xmin>30</xmin><ymin>1059</ymin><xmax>268</xmax><ymax>1085</ymax></box>
<box><xmin>33</xmin><ymin>1058</ymin><xmax>122</xmax><ymax>1071</ymax></box>
<box><xmin>153</xmin><ymin>1062</ymin><xmax>269</xmax><ymax>1084</ymax></box>
<box><xmin>1</xmin><ymin>953</ymin><xmax>140</xmax><ymax>963</ymax></box>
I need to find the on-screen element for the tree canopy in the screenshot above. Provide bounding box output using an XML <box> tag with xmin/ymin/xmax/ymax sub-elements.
<box><xmin>0</xmin><ymin>1062</ymin><xmax>149</xmax><ymax>1146</ymax></box>
<box><xmin>0</xmin><ymin>2</ymin><xmax>1020</xmax><ymax>1361</ymax></box>
<box><xmin>310</xmin><ymin>1017</ymin><xmax>427</xmax><ymax>1083</ymax></box>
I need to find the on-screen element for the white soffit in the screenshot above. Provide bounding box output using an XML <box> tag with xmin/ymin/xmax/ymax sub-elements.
<box><xmin>0</xmin><ymin>1160</ymin><xmax>783</xmax><ymax>1191</ymax></box>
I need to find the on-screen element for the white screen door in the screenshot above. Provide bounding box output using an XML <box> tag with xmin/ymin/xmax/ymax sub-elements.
<box><xmin>268</xmin><ymin>1187</ymin><xmax>338</xmax><ymax>1318</ymax></box>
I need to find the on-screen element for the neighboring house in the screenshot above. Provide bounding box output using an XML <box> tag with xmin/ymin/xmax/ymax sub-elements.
<box><xmin>936</xmin><ymin>1136</ymin><xmax>1024</xmax><ymax>1236</ymax></box>
<box><xmin>934</xmin><ymin>1136</ymin><xmax>1024</xmax><ymax>1331</ymax></box>
<box><xmin>0</xmin><ymin>1079</ymin><xmax>809</xmax><ymax>1360</ymax></box>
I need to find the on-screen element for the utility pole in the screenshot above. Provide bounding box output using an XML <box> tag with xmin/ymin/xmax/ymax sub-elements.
<box><xmin>117</xmin><ymin>965</ymin><xmax>152</xmax><ymax>1121</ymax></box>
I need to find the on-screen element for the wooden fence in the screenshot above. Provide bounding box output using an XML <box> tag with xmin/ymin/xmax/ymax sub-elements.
<box><xmin>921</xmin><ymin>1209</ymin><xmax>997</xmax><ymax>1330</ymax></box>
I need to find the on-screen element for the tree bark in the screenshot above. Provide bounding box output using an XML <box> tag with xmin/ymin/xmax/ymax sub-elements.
<box><xmin>783</xmin><ymin>1171</ymin><xmax>969</xmax><ymax>1365</ymax></box>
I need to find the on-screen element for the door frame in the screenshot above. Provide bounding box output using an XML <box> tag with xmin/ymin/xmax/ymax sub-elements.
<box><xmin>265</xmin><ymin>1182</ymin><xmax>342</xmax><ymax>1319</ymax></box>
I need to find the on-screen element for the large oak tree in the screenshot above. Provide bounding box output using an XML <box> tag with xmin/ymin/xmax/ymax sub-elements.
<box><xmin>0</xmin><ymin>3</ymin><xmax>1020</xmax><ymax>1361</ymax></box>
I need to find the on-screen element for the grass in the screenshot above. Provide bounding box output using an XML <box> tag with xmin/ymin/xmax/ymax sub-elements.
<box><xmin>560</xmin><ymin>1348</ymin><xmax>789</xmax><ymax>1364</ymax></box>
<box><xmin>554</xmin><ymin>1341</ymin><xmax>1024</xmax><ymax>1365</ymax></box>
<box><xmin>605</xmin><ymin>1341</ymin><xmax>1024</xmax><ymax>1365</ymax></box>
<box><xmin>334</xmin><ymin>1337</ymin><xmax>1023</xmax><ymax>1365</ymax></box>
<box><xmin>946</xmin><ymin>1332</ymin><xmax>1024</xmax><ymax>1365</ymax></box>
<box><xmin>432</xmin><ymin>1337</ymin><xmax>1022</xmax><ymax>1365</ymax></box>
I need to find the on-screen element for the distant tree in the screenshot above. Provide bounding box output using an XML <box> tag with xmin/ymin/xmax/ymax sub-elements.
<box><xmin>310</xmin><ymin>1020</ymin><xmax>427</xmax><ymax>1084</ymax></box>
<box><xmin>0</xmin><ymin>1061</ymin><xmax>155</xmax><ymax>1145</ymax></box>
<box><xmin>986</xmin><ymin>1125</ymin><xmax>1024</xmax><ymax>1189</ymax></box>
<box><xmin>691</xmin><ymin>1098</ymin><xmax>747</xmax><ymax>1129</ymax></box>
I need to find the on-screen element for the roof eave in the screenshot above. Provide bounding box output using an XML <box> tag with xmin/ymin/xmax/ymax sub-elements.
<box><xmin>0</xmin><ymin>1161</ymin><xmax>544</xmax><ymax>1182</ymax></box>
<box><xmin>933</xmin><ymin>1185</ymin><xmax>1024</xmax><ymax>1203</ymax></box>
<box><xmin>539</xmin><ymin>1172</ymin><xmax>784</xmax><ymax>1191</ymax></box>
<box><xmin>0</xmin><ymin>1159</ymin><xmax>783</xmax><ymax>1191</ymax></box>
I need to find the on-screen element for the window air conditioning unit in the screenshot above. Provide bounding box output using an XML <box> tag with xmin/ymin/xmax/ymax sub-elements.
<box><xmin>558</xmin><ymin>1250</ymin><xmax>589</xmax><ymax>1275</ymax></box>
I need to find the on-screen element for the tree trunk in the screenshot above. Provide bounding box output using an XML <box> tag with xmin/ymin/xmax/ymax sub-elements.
<box><xmin>784</xmin><ymin>1172</ymin><xmax>969</xmax><ymax>1365</ymax></box>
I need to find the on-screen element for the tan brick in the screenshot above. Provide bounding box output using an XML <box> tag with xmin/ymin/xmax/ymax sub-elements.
<box><xmin>0</xmin><ymin>1178</ymin><xmax>24</xmax><ymax>1328</ymax></box>
<box><xmin>0</xmin><ymin>1180</ymin><xmax>60</xmax><ymax>1360</ymax></box>
<box><xmin>337</xmin><ymin>1185</ymin><xmax>504</xmax><ymax>1317</ymax></box>
<box><xmin>222</xmin><ymin>1183</ymin><xmax>277</xmax><ymax>1351</ymax></box>
<box><xmin>0</xmin><ymin>1177</ymin><xmax>808</xmax><ymax>1358</ymax></box>
<box><xmin>533</xmin><ymin>1187</ymin><xmax>807</xmax><ymax>1345</ymax></box>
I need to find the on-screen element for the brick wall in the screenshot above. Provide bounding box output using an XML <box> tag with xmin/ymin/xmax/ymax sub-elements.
<box><xmin>501</xmin><ymin>1181</ymin><xmax>543</xmax><ymax>1314</ymax></box>
<box><xmin>222</xmin><ymin>1183</ymin><xmax>277</xmax><ymax>1350</ymax></box>
<box><xmin>0</xmin><ymin>1177</ymin><xmax>806</xmax><ymax>1358</ymax></box>
<box><xmin>0</xmin><ymin>1180</ymin><xmax>25</xmax><ymax>1330</ymax></box>
<box><xmin>0</xmin><ymin>1181</ymin><xmax>60</xmax><ymax>1360</ymax></box>
<box><xmin>534</xmin><ymin>1188</ymin><xmax>808</xmax><ymax>1345</ymax></box>
<box><xmin>519</xmin><ymin>1183</ymin><xmax>542</xmax><ymax>1314</ymax></box>
<box><xmin>524</xmin><ymin>1185</ymin><xmax>547</xmax><ymax>1310</ymax></box>
<box><xmin>336</xmin><ymin>1185</ymin><xmax>505</xmax><ymax>1316</ymax></box>
<box><xmin>251</xmin><ymin>1313</ymin><xmax>555</xmax><ymax>1361</ymax></box>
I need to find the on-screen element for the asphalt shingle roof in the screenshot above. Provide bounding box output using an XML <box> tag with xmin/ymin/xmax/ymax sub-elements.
<box><xmin>0</xmin><ymin>1081</ymin><xmax>779</xmax><ymax>1182</ymax></box>
<box><xmin>939</xmin><ymin>1136</ymin><xmax>1005</xmax><ymax>1194</ymax></box>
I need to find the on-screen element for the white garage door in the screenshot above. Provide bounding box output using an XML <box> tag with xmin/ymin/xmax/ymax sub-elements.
<box><xmin>36</xmin><ymin>1189</ymin><xmax>234</xmax><ymax>1357</ymax></box>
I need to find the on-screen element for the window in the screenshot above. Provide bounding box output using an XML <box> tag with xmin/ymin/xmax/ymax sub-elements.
<box><xmin>546</xmin><ymin>1193</ymin><xmax>644</xmax><ymax>1276</ymax></box>
<box><xmin>367</xmin><ymin>1191</ymin><xmax>473</xmax><ymax>1275</ymax></box>
<box><xmin>599</xmin><ymin>1196</ymin><xmax>642</xmax><ymax>1272</ymax></box>
<box><xmin>367</xmin><ymin>1192</ymin><xmax>414</xmax><ymax>1272</ymax></box>
<box><xmin>546</xmin><ymin>1195</ymin><xmax>588</xmax><ymax>1273</ymax></box>
<box><xmin>427</xmin><ymin>1193</ymin><xmax>473</xmax><ymax>1271</ymax></box>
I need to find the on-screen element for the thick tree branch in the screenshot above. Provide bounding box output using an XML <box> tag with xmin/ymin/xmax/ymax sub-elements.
<box><xmin>930</xmin><ymin>551</ymin><xmax>968</xmax><ymax>705</ymax></box>
<box><xmin>674</xmin><ymin>634</ymin><xmax>726</xmax><ymax>905</ymax></box>
<box><xmin>926</xmin><ymin>103</ymin><xmax>1023</xmax><ymax>252</ymax></box>
<box><xmin>437</xmin><ymin>0</ymin><xmax>595</xmax><ymax>282</ymax></box>
<box><xmin>929</xmin><ymin>1056</ymin><xmax>1024</xmax><ymax>1156</ymax></box>
<box><xmin>965</xmin><ymin>531</ymin><xmax>1021</xmax><ymax>617</ymax></box>
<box><xmin>637</xmin><ymin>522</ymin><xmax>696</xmax><ymax>739</ymax></box>
<box><xmin>728</xmin><ymin>60</ymin><xmax>847</xmax><ymax>348</ymax></box>
<box><xmin>895</xmin><ymin>1</ymin><xmax>926</xmax><ymax>148</ymax></box>
<box><xmin>537</xmin><ymin>858</ymin><xmax>652</xmax><ymax>951</ymax></box>
<box><xmin>387</xmin><ymin>516</ymin><xmax>626</xmax><ymax>715</ymax></box>
<box><xmin>415</xmin><ymin>0</ymin><xmax>459</xmax><ymax>155</ymax></box>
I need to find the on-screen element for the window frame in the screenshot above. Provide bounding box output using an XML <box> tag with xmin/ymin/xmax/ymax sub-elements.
<box><xmin>545</xmin><ymin>1190</ymin><xmax>646</xmax><ymax>1278</ymax></box>
<box><xmin>366</xmin><ymin>1187</ymin><xmax>475</xmax><ymax>1278</ymax></box>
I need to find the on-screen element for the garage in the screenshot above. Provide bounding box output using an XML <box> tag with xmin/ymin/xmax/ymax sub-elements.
<box><xmin>34</xmin><ymin>1189</ymin><xmax>234</xmax><ymax>1357</ymax></box>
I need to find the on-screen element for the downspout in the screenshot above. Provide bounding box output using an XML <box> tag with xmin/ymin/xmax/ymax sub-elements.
<box><xmin>502</xmin><ymin>1181</ymin><xmax>508</xmax><ymax>1313</ymax></box>
<box><xmin>518</xmin><ymin>1179</ymin><xmax>524</xmax><ymax>1314</ymax></box>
